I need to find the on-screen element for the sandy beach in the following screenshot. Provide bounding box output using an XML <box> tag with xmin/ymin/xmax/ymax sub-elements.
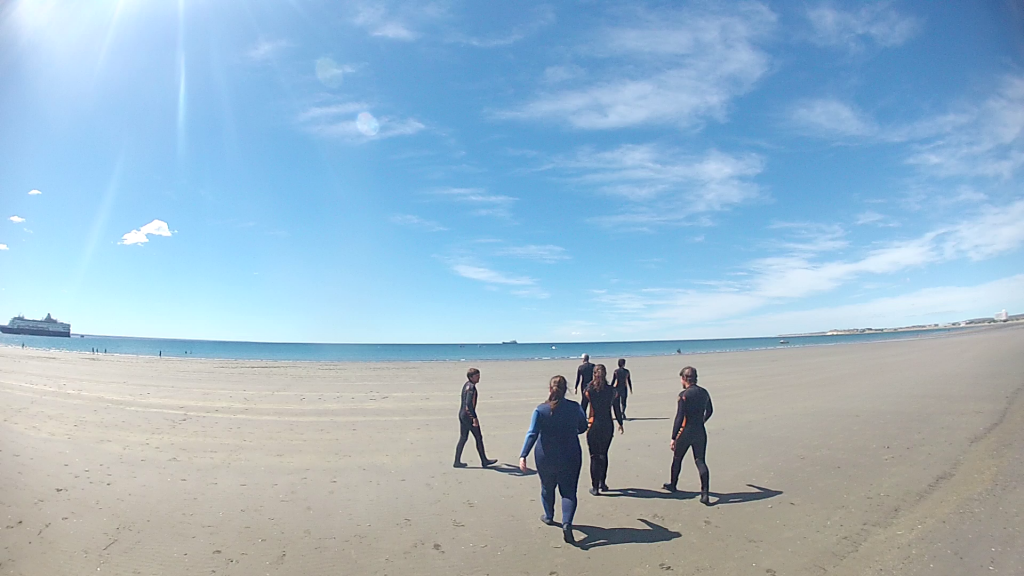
<box><xmin>2</xmin><ymin>326</ymin><xmax>1022</xmax><ymax>575</ymax></box>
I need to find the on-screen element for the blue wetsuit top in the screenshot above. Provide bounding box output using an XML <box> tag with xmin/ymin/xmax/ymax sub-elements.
<box><xmin>520</xmin><ymin>399</ymin><xmax>588</xmax><ymax>471</ymax></box>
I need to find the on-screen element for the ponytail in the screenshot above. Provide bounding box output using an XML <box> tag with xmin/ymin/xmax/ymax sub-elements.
<box><xmin>593</xmin><ymin>364</ymin><xmax>608</xmax><ymax>391</ymax></box>
<box><xmin>548</xmin><ymin>375</ymin><xmax>567</xmax><ymax>410</ymax></box>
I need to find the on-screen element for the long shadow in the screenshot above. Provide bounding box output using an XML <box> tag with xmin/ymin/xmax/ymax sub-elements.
<box><xmin>709</xmin><ymin>484</ymin><xmax>782</xmax><ymax>505</ymax></box>
<box><xmin>602</xmin><ymin>487</ymin><xmax>698</xmax><ymax>500</ymax></box>
<box><xmin>483</xmin><ymin>463</ymin><xmax>537</xmax><ymax>477</ymax></box>
<box><xmin>572</xmin><ymin>518</ymin><xmax>681</xmax><ymax>550</ymax></box>
<box><xmin>622</xmin><ymin>417</ymin><xmax>669</xmax><ymax>422</ymax></box>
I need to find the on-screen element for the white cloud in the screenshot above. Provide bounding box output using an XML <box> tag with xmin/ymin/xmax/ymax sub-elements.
<box><xmin>28</xmin><ymin>189</ymin><xmax>41</xmax><ymax>195</ymax></box>
<box><xmin>9</xmin><ymin>216</ymin><xmax>25</xmax><ymax>223</ymax></box>
<box><xmin>246</xmin><ymin>39</ymin><xmax>290</xmax><ymax>62</ymax></box>
<box><xmin>806</xmin><ymin>3</ymin><xmax>920</xmax><ymax>51</ymax></box>
<box><xmin>353</xmin><ymin>6</ymin><xmax>418</xmax><ymax>40</ymax></box>
<box><xmin>451</xmin><ymin>264</ymin><xmax>535</xmax><ymax>286</ymax></box>
<box><xmin>498</xmin><ymin>244</ymin><xmax>569</xmax><ymax>263</ymax></box>
<box><xmin>906</xmin><ymin>76</ymin><xmax>1024</xmax><ymax>179</ymax></box>
<box><xmin>592</xmin><ymin>199</ymin><xmax>1024</xmax><ymax>330</ymax></box>
<box><xmin>315</xmin><ymin>57</ymin><xmax>357</xmax><ymax>88</ymax></box>
<box><xmin>789</xmin><ymin>98</ymin><xmax>878</xmax><ymax>137</ymax></box>
<box><xmin>450</xmin><ymin>6</ymin><xmax>555</xmax><ymax>48</ymax></box>
<box><xmin>434</xmin><ymin>187</ymin><xmax>517</xmax><ymax>219</ymax></box>
<box><xmin>120</xmin><ymin>219</ymin><xmax>173</xmax><ymax>246</ymax></box>
<box><xmin>550</xmin><ymin>144</ymin><xmax>764</xmax><ymax>228</ymax></box>
<box><xmin>390</xmin><ymin>214</ymin><xmax>447</xmax><ymax>232</ymax></box>
<box><xmin>0</xmin><ymin>244</ymin><xmax>8</xmax><ymax>251</ymax></box>
<box><xmin>501</xmin><ymin>3</ymin><xmax>776</xmax><ymax>129</ymax></box>
<box><xmin>855</xmin><ymin>211</ymin><xmax>899</xmax><ymax>227</ymax></box>
<box><xmin>298</xmin><ymin>104</ymin><xmax>425</xmax><ymax>141</ymax></box>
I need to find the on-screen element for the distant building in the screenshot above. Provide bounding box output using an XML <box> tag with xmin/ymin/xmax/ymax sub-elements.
<box><xmin>995</xmin><ymin>309</ymin><xmax>1008</xmax><ymax>322</ymax></box>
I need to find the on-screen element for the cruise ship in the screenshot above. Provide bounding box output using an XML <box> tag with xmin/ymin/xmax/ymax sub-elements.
<box><xmin>0</xmin><ymin>313</ymin><xmax>71</xmax><ymax>338</ymax></box>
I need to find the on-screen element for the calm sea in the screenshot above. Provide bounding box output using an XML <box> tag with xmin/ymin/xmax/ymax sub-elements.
<box><xmin>0</xmin><ymin>328</ymin><xmax>964</xmax><ymax>363</ymax></box>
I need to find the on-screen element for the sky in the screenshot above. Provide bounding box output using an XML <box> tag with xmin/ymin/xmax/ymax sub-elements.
<box><xmin>1</xmin><ymin>0</ymin><xmax>1023</xmax><ymax>344</ymax></box>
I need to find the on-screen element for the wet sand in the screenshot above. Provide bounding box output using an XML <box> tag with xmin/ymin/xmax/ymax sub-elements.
<box><xmin>2</xmin><ymin>325</ymin><xmax>1022</xmax><ymax>575</ymax></box>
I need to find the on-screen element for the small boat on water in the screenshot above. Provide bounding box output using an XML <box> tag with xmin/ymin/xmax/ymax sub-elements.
<box><xmin>502</xmin><ymin>340</ymin><xmax>518</xmax><ymax>345</ymax></box>
<box><xmin>779</xmin><ymin>339</ymin><xmax>789</xmax><ymax>344</ymax></box>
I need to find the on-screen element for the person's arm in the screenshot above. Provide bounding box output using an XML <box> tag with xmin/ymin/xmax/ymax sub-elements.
<box><xmin>612</xmin><ymin>389</ymin><xmax>624</xmax><ymax>431</ymax></box>
<box><xmin>466</xmin><ymin>386</ymin><xmax>479</xmax><ymax>421</ymax></box>
<box><xmin>520</xmin><ymin>409</ymin><xmax>541</xmax><ymax>459</ymax></box>
<box><xmin>671</xmin><ymin>395</ymin><xmax>685</xmax><ymax>440</ymax></box>
<box><xmin>704</xmin><ymin>393</ymin><xmax>713</xmax><ymax>423</ymax></box>
<box><xmin>575</xmin><ymin>367</ymin><xmax>582</xmax><ymax>392</ymax></box>
<box><xmin>627</xmin><ymin>371</ymin><xmax>632</xmax><ymax>394</ymax></box>
<box><xmin>576</xmin><ymin>404</ymin><xmax>589</xmax><ymax>434</ymax></box>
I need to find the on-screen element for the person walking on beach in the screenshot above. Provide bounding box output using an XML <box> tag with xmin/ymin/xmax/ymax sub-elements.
<box><xmin>519</xmin><ymin>375</ymin><xmax>589</xmax><ymax>544</ymax></box>
<box><xmin>454</xmin><ymin>368</ymin><xmax>498</xmax><ymax>468</ymax></box>
<box><xmin>610</xmin><ymin>358</ymin><xmax>633</xmax><ymax>420</ymax></box>
<box><xmin>574</xmin><ymin>354</ymin><xmax>594</xmax><ymax>394</ymax></box>
<box><xmin>581</xmin><ymin>364</ymin><xmax>624</xmax><ymax>495</ymax></box>
<box><xmin>664</xmin><ymin>366</ymin><xmax>714</xmax><ymax>504</ymax></box>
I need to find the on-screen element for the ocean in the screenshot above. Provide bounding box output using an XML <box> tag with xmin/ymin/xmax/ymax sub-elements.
<box><xmin>0</xmin><ymin>328</ymin><xmax>965</xmax><ymax>363</ymax></box>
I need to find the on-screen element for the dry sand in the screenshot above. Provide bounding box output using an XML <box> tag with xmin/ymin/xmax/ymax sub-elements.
<box><xmin>1</xmin><ymin>325</ymin><xmax>1022</xmax><ymax>575</ymax></box>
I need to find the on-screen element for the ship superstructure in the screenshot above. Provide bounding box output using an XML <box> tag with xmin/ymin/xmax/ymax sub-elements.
<box><xmin>1</xmin><ymin>313</ymin><xmax>71</xmax><ymax>337</ymax></box>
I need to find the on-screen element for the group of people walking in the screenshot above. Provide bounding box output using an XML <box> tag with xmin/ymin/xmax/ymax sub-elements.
<box><xmin>453</xmin><ymin>355</ymin><xmax>714</xmax><ymax>545</ymax></box>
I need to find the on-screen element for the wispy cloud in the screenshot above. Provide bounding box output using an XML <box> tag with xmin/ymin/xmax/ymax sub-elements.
<box><xmin>450</xmin><ymin>6</ymin><xmax>555</xmax><ymax>48</ymax></box>
<box><xmin>433</xmin><ymin>187</ymin><xmax>517</xmax><ymax>219</ymax></box>
<box><xmin>353</xmin><ymin>5</ymin><xmax>419</xmax><ymax>40</ymax></box>
<box><xmin>28</xmin><ymin>189</ymin><xmax>41</xmax><ymax>195</ymax></box>
<box><xmin>855</xmin><ymin>211</ymin><xmax>899</xmax><ymax>227</ymax></box>
<box><xmin>906</xmin><ymin>76</ymin><xmax>1024</xmax><ymax>179</ymax></box>
<box><xmin>246</xmin><ymin>39</ymin><xmax>290</xmax><ymax>62</ymax></box>
<box><xmin>789</xmin><ymin>76</ymin><xmax>1024</xmax><ymax>180</ymax></box>
<box><xmin>451</xmin><ymin>264</ymin><xmax>535</xmax><ymax>286</ymax></box>
<box><xmin>120</xmin><ymin>219</ymin><xmax>173</xmax><ymax>246</ymax></box>
<box><xmin>788</xmin><ymin>98</ymin><xmax>877</xmax><ymax>138</ymax></box>
<box><xmin>0</xmin><ymin>244</ymin><xmax>8</xmax><ymax>251</ymax></box>
<box><xmin>592</xmin><ymin>199</ymin><xmax>1024</xmax><ymax>329</ymax></box>
<box><xmin>9</xmin><ymin>216</ymin><xmax>25</xmax><ymax>223</ymax></box>
<box><xmin>806</xmin><ymin>3</ymin><xmax>920</xmax><ymax>51</ymax></box>
<box><xmin>497</xmin><ymin>244</ymin><xmax>569</xmax><ymax>263</ymax></box>
<box><xmin>549</xmin><ymin>144</ymin><xmax>764</xmax><ymax>228</ymax></box>
<box><xmin>500</xmin><ymin>3</ymin><xmax>776</xmax><ymax>129</ymax></box>
<box><xmin>391</xmin><ymin>214</ymin><xmax>447</xmax><ymax>232</ymax></box>
<box><xmin>298</xmin><ymin>104</ymin><xmax>425</xmax><ymax>141</ymax></box>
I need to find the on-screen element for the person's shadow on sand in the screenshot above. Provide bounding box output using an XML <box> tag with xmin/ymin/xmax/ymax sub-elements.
<box><xmin>485</xmin><ymin>463</ymin><xmax>537</xmax><ymax>477</ymax></box>
<box><xmin>709</xmin><ymin>484</ymin><xmax>782</xmax><ymax>505</ymax></box>
<box><xmin>572</xmin><ymin>519</ymin><xmax>680</xmax><ymax>550</ymax></box>
<box><xmin>603</xmin><ymin>484</ymin><xmax>782</xmax><ymax>505</ymax></box>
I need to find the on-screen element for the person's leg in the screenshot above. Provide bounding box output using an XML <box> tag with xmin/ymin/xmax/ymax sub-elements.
<box><xmin>469</xmin><ymin>425</ymin><xmax>495</xmax><ymax>466</ymax></box>
<box><xmin>619</xmin><ymin>388</ymin><xmax>628</xmax><ymax>419</ymax></box>
<box><xmin>586</xmin><ymin>430</ymin><xmax>600</xmax><ymax>491</ymax></box>
<box><xmin>599</xmin><ymin>432</ymin><xmax>613</xmax><ymax>489</ymax></box>
<box><xmin>692</xmin><ymin>435</ymin><xmax>709</xmax><ymax>503</ymax></box>
<box><xmin>666</xmin><ymin>442</ymin><xmax>691</xmax><ymax>489</ymax></box>
<box><xmin>454</xmin><ymin>418</ymin><xmax>471</xmax><ymax>465</ymax></box>
<box><xmin>557</xmin><ymin>465</ymin><xmax>581</xmax><ymax>528</ymax></box>
<box><xmin>538</xmin><ymin>469</ymin><xmax>557</xmax><ymax>523</ymax></box>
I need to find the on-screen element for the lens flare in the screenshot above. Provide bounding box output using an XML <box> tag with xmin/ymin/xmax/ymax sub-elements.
<box><xmin>315</xmin><ymin>57</ymin><xmax>345</xmax><ymax>88</ymax></box>
<box><xmin>356</xmin><ymin>112</ymin><xmax>380</xmax><ymax>136</ymax></box>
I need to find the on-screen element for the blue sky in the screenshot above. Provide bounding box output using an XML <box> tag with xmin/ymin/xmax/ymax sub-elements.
<box><xmin>1</xmin><ymin>0</ymin><xmax>1022</xmax><ymax>343</ymax></box>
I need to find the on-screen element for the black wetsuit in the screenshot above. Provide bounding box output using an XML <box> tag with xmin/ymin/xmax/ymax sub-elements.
<box><xmin>611</xmin><ymin>367</ymin><xmax>631</xmax><ymax>417</ymax></box>
<box><xmin>455</xmin><ymin>381</ymin><xmax>490</xmax><ymax>464</ymax></box>
<box><xmin>575</xmin><ymin>362</ymin><xmax>594</xmax><ymax>393</ymax></box>
<box><xmin>581</xmin><ymin>383</ymin><xmax>623</xmax><ymax>490</ymax></box>
<box><xmin>669</xmin><ymin>384</ymin><xmax>713</xmax><ymax>492</ymax></box>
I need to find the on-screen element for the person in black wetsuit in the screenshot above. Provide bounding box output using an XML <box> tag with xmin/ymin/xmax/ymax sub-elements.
<box><xmin>663</xmin><ymin>366</ymin><xmax>714</xmax><ymax>504</ymax></box>
<box><xmin>574</xmin><ymin>354</ymin><xmax>594</xmax><ymax>394</ymax></box>
<box><xmin>580</xmin><ymin>364</ymin><xmax>624</xmax><ymax>495</ymax></box>
<box><xmin>610</xmin><ymin>358</ymin><xmax>633</xmax><ymax>420</ymax></box>
<box><xmin>454</xmin><ymin>367</ymin><xmax>498</xmax><ymax>468</ymax></box>
<box><xmin>519</xmin><ymin>375</ymin><xmax>589</xmax><ymax>544</ymax></box>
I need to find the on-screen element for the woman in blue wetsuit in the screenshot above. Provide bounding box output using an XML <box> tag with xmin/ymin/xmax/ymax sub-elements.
<box><xmin>519</xmin><ymin>375</ymin><xmax>589</xmax><ymax>545</ymax></box>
